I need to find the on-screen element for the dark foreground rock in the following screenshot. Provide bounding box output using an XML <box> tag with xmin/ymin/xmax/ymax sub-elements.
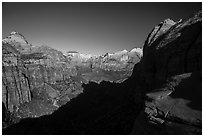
<box><xmin>131</xmin><ymin>11</ymin><xmax>202</xmax><ymax>134</ymax></box>
<box><xmin>3</xmin><ymin>79</ymin><xmax>143</xmax><ymax>135</ymax></box>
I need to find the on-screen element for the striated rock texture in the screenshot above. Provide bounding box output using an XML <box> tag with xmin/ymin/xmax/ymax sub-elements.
<box><xmin>131</xmin><ymin>11</ymin><xmax>202</xmax><ymax>134</ymax></box>
<box><xmin>2</xmin><ymin>36</ymin><xmax>79</xmax><ymax>127</ymax></box>
<box><xmin>2</xmin><ymin>31</ymin><xmax>142</xmax><ymax>128</ymax></box>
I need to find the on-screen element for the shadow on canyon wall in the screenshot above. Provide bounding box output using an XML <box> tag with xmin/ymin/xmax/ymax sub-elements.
<box><xmin>3</xmin><ymin>63</ymin><xmax>144</xmax><ymax>135</ymax></box>
<box><xmin>170</xmin><ymin>72</ymin><xmax>202</xmax><ymax>111</ymax></box>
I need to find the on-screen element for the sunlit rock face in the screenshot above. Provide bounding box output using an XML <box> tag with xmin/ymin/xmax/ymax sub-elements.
<box><xmin>2</xmin><ymin>38</ymin><xmax>81</xmax><ymax>128</ymax></box>
<box><xmin>65</xmin><ymin>47</ymin><xmax>142</xmax><ymax>72</ymax></box>
<box><xmin>3</xmin><ymin>31</ymin><xmax>28</xmax><ymax>45</ymax></box>
<box><xmin>3</xmin><ymin>31</ymin><xmax>32</xmax><ymax>53</ymax></box>
<box><xmin>2</xmin><ymin>31</ymin><xmax>142</xmax><ymax>128</ymax></box>
<box><xmin>64</xmin><ymin>47</ymin><xmax>142</xmax><ymax>83</ymax></box>
<box><xmin>145</xmin><ymin>18</ymin><xmax>176</xmax><ymax>48</ymax></box>
<box><xmin>100</xmin><ymin>48</ymin><xmax>142</xmax><ymax>70</ymax></box>
<box><xmin>131</xmin><ymin>11</ymin><xmax>202</xmax><ymax>135</ymax></box>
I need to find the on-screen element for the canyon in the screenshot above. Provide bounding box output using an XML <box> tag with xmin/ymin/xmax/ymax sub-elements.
<box><xmin>2</xmin><ymin>11</ymin><xmax>202</xmax><ymax>135</ymax></box>
<box><xmin>2</xmin><ymin>30</ymin><xmax>142</xmax><ymax>128</ymax></box>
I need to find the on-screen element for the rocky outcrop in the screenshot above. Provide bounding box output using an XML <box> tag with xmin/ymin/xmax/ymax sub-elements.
<box><xmin>3</xmin><ymin>31</ymin><xmax>32</xmax><ymax>53</ymax></box>
<box><xmin>131</xmin><ymin>11</ymin><xmax>202</xmax><ymax>134</ymax></box>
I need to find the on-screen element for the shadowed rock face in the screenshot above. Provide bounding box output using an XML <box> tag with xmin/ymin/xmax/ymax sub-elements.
<box><xmin>141</xmin><ymin>12</ymin><xmax>201</xmax><ymax>90</ymax></box>
<box><xmin>131</xmin><ymin>11</ymin><xmax>202</xmax><ymax>135</ymax></box>
<box><xmin>2</xmin><ymin>78</ymin><xmax>143</xmax><ymax>135</ymax></box>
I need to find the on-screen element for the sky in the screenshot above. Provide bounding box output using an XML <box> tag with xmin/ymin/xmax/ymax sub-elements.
<box><xmin>2</xmin><ymin>2</ymin><xmax>201</xmax><ymax>55</ymax></box>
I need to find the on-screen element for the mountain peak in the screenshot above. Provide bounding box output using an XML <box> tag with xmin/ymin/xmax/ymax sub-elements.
<box><xmin>10</xmin><ymin>31</ymin><xmax>20</xmax><ymax>35</ymax></box>
<box><xmin>130</xmin><ymin>48</ymin><xmax>143</xmax><ymax>57</ymax></box>
<box><xmin>162</xmin><ymin>18</ymin><xmax>176</xmax><ymax>26</ymax></box>
<box><xmin>146</xmin><ymin>18</ymin><xmax>176</xmax><ymax>47</ymax></box>
<box><xmin>3</xmin><ymin>31</ymin><xmax>28</xmax><ymax>45</ymax></box>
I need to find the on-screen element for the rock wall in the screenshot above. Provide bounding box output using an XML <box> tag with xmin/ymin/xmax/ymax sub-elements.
<box><xmin>2</xmin><ymin>42</ymin><xmax>81</xmax><ymax>127</ymax></box>
<box><xmin>131</xmin><ymin>11</ymin><xmax>202</xmax><ymax>134</ymax></box>
<box><xmin>141</xmin><ymin>12</ymin><xmax>201</xmax><ymax>90</ymax></box>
